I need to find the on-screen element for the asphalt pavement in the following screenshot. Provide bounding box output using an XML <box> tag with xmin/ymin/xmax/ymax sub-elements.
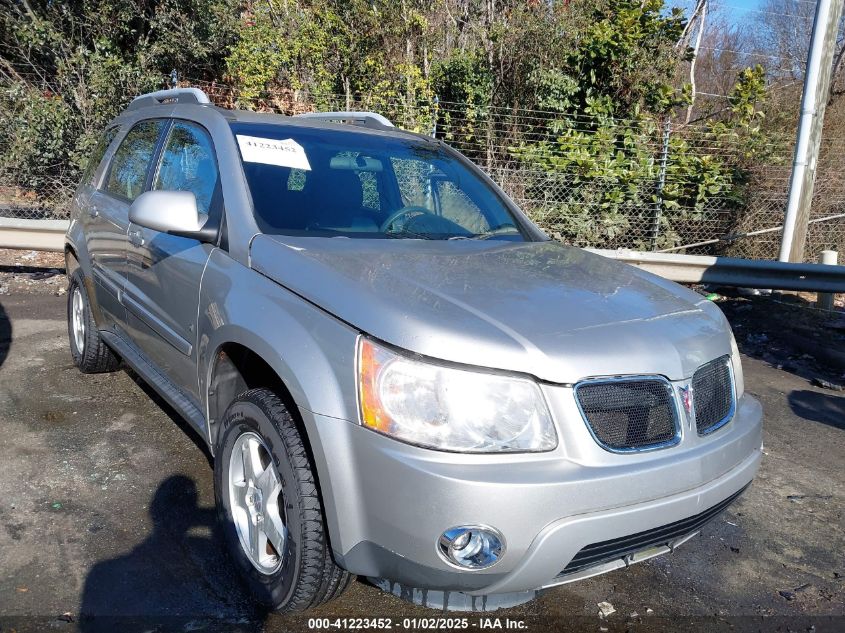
<box><xmin>0</xmin><ymin>292</ymin><xmax>842</xmax><ymax>632</ymax></box>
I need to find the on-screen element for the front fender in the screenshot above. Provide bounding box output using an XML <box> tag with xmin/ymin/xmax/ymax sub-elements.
<box><xmin>197</xmin><ymin>248</ymin><xmax>360</xmax><ymax>427</ymax></box>
<box><xmin>197</xmin><ymin>248</ymin><xmax>364</xmax><ymax>562</ymax></box>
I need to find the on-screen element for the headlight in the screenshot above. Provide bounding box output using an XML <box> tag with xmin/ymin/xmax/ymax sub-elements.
<box><xmin>357</xmin><ymin>338</ymin><xmax>557</xmax><ymax>452</ymax></box>
<box><xmin>729</xmin><ymin>332</ymin><xmax>745</xmax><ymax>398</ymax></box>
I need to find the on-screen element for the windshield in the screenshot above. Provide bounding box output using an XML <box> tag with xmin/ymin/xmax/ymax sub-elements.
<box><xmin>231</xmin><ymin>122</ymin><xmax>528</xmax><ymax>241</ymax></box>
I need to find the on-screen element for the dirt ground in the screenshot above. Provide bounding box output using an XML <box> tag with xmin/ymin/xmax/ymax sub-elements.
<box><xmin>0</xmin><ymin>249</ymin><xmax>66</xmax><ymax>296</ymax></box>
<box><xmin>0</xmin><ymin>257</ymin><xmax>842</xmax><ymax>632</ymax></box>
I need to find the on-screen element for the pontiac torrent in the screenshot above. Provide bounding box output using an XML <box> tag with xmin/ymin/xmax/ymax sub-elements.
<box><xmin>64</xmin><ymin>87</ymin><xmax>763</xmax><ymax>612</ymax></box>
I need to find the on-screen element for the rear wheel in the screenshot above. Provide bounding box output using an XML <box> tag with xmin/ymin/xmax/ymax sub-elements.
<box><xmin>214</xmin><ymin>388</ymin><xmax>353</xmax><ymax>612</ymax></box>
<box><xmin>67</xmin><ymin>268</ymin><xmax>120</xmax><ymax>373</ymax></box>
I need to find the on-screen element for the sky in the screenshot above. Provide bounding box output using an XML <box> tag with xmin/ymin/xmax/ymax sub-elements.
<box><xmin>673</xmin><ymin>0</ymin><xmax>812</xmax><ymax>18</ymax></box>
<box><xmin>673</xmin><ymin>0</ymin><xmax>817</xmax><ymax>28</ymax></box>
<box><xmin>710</xmin><ymin>0</ymin><xmax>821</xmax><ymax>22</ymax></box>
<box><xmin>719</xmin><ymin>0</ymin><xmax>785</xmax><ymax>21</ymax></box>
<box><xmin>724</xmin><ymin>0</ymin><xmax>766</xmax><ymax>11</ymax></box>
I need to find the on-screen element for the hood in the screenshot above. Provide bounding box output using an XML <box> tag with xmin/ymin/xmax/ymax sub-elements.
<box><xmin>250</xmin><ymin>235</ymin><xmax>732</xmax><ymax>383</ymax></box>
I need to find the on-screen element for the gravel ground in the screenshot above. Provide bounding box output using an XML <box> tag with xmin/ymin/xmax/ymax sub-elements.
<box><xmin>0</xmin><ymin>265</ymin><xmax>842</xmax><ymax>632</ymax></box>
<box><xmin>0</xmin><ymin>249</ymin><xmax>66</xmax><ymax>296</ymax></box>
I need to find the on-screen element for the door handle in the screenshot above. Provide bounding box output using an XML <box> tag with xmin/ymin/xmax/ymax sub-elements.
<box><xmin>128</xmin><ymin>229</ymin><xmax>144</xmax><ymax>247</ymax></box>
<box><xmin>88</xmin><ymin>206</ymin><xmax>99</xmax><ymax>218</ymax></box>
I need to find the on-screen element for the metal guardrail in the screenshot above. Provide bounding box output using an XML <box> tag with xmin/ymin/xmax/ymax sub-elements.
<box><xmin>588</xmin><ymin>248</ymin><xmax>845</xmax><ymax>293</ymax></box>
<box><xmin>0</xmin><ymin>218</ymin><xmax>842</xmax><ymax>293</ymax></box>
<box><xmin>0</xmin><ymin>218</ymin><xmax>67</xmax><ymax>252</ymax></box>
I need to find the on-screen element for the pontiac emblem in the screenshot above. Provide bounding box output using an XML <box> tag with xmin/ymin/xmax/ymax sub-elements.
<box><xmin>679</xmin><ymin>385</ymin><xmax>693</xmax><ymax>414</ymax></box>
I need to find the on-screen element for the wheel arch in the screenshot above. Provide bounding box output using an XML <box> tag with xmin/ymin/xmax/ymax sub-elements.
<box><xmin>205</xmin><ymin>338</ymin><xmax>352</xmax><ymax>564</ymax></box>
<box><xmin>206</xmin><ymin>339</ymin><xmax>302</xmax><ymax>450</ymax></box>
<box><xmin>64</xmin><ymin>240</ymin><xmax>105</xmax><ymax>326</ymax></box>
<box><xmin>64</xmin><ymin>242</ymin><xmax>80</xmax><ymax>275</ymax></box>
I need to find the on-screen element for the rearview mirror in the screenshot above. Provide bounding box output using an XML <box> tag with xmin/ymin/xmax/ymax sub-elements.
<box><xmin>129</xmin><ymin>190</ymin><xmax>213</xmax><ymax>240</ymax></box>
<box><xmin>329</xmin><ymin>154</ymin><xmax>383</xmax><ymax>172</ymax></box>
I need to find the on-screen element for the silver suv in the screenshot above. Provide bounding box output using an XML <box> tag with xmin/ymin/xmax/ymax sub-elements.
<box><xmin>65</xmin><ymin>88</ymin><xmax>763</xmax><ymax>612</ymax></box>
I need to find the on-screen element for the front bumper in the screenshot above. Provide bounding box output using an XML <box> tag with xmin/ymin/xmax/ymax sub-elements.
<box><xmin>300</xmin><ymin>392</ymin><xmax>762</xmax><ymax>595</ymax></box>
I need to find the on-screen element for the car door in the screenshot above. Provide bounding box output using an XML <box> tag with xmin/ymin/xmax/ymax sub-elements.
<box><xmin>123</xmin><ymin>120</ymin><xmax>222</xmax><ymax>403</ymax></box>
<box><xmin>74</xmin><ymin>126</ymin><xmax>119</xmax><ymax>319</ymax></box>
<box><xmin>85</xmin><ymin>120</ymin><xmax>166</xmax><ymax>329</ymax></box>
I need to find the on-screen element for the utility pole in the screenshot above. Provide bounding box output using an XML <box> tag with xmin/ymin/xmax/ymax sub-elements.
<box><xmin>779</xmin><ymin>0</ymin><xmax>844</xmax><ymax>263</ymax></box>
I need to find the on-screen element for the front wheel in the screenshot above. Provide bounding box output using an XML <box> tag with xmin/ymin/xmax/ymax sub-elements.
<box><xmin>214</xmin><ymin>389</ymin><xmax>353</xmax><ymax>612</ymax></box>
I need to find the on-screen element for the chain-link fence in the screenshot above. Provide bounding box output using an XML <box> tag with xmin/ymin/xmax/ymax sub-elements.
<box><xmin>1</xmin><ymin>79</ymin><xmax>843</xmax><ymax>262</ymax></box>
<box><xmin>0</xmin><ymin>169</ymin><xmax>77</xmax><ymax>221</ymax></box>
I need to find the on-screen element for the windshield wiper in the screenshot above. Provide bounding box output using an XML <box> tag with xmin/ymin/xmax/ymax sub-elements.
<box><xmin>383</xmin><ymin>227</ymin><xmax>434</xmax><ymax>240</ymax></box>
<box><xmin>471</xmin><ymin>223</ymin><xmax>520</xmax><ymax>240</ymax></box>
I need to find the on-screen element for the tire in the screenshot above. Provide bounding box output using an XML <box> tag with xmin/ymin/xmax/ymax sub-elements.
<box><xmin>67</xmin><ymin>268</ymin><xmax>121</xmax><ymax>373</ymax></box>
<box><xmin>214</xmin><ymin>388</ymin><xmax>353</xmax><ymax>612</ymax></box>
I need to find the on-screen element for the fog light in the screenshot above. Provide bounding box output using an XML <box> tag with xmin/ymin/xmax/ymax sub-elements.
<box><xmin>437</xmin><ymin>526</ymin><xmax>504</xmax><ymax>570</ymax></box>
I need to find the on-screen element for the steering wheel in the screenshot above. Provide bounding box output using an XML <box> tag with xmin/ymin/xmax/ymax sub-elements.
<box><xmin>380</xmin><ymin>205</ymin><xmax>434</xmax><ymax>232</ymax></box>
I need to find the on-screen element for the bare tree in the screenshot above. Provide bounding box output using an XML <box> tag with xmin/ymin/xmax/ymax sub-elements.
<box><xmin>750</xmin><ymin>0</ymin><xmax>828</xmax><ymax>81</ymax></box>
<box><xmin>685</xmin><ymin>0</ymin><xmax>708</xmax><ymax>123</ymax></box>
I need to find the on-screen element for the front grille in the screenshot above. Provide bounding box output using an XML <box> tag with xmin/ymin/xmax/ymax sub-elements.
<box><xmin>692</xmin><ymin>355</ymin><xmax>734</xmax><ymax>434</ymax></box>
<box><xmin>575</xmin><ymin>378</ymin><xmax>679</xmax><ymax>451</ymax></box>
<box><xmin>560</xmin><ymin>485</ymin><xmax>748</xmax><ymax>576</ymax></box>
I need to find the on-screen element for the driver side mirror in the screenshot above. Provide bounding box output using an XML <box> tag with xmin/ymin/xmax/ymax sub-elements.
<box><xmin>129</xmin><ymin>190</ymin><xmax>214</xmax><ymax>241</ymax></box>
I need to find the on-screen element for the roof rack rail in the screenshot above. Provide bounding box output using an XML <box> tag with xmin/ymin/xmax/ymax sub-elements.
<box><xmin>127</xmin><ymin>87</ymin><xmax>211</xmax><ymax>111</ymax></box>
<box><xmin>293</xmin><ymin>111</ymin><xmax>394</xmax><ymax>129</ymax></box>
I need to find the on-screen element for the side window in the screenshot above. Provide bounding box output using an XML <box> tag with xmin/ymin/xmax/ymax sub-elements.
<box><xmin>81</xmin><ymin>127</ymin><xmax>119</xmax><ymax>186</ymax></box>
<box><xmin>324</xmin><ymin>152</ymin><xmax>382</xmax><ymax>212</ymax></box>
<box><xmin>288</xmin><ymin>169</ymin><xmax>307</xmax><ymax>191</ymax></box>
<box><xmin>391</xmin><ymin>158</ymin><xmax>433</xmax><ymax>210</ymax></box>
<box><xmin>436</xmin><ymin>180</ymin><xmax>490</xmax><ymax>233</ymax></box>
<box><xmin>104</xmin><ymin>120</ymin><xmax>165</xmax><ymax>201</ymax></box>
<box><xmin>153</xmin><ymin>121</ymin><xmax>219</xmax><ymax>215</ymax></box>
<box><xmin>358</xmin><ymin>171</ymin><xmax>381</xmax><ymax>211</ymax></box>
<box><xmin>391</xmin><ymin>158</ymin><xmax>489</xmax><ymax>232</ymax></box>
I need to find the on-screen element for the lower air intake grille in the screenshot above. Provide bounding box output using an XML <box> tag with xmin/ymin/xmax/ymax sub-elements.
<box><xmin>561</xmin><ymin>485</ymin><xmax>748</xmax><ymax>576</ymax></box>
<box><xmin>575</xmin><ymin>378</ymin><xmax>679</xmax><ymax>451</ymax></box>
<box><xmin>693</xmin><ymin>355</ymin><xmax>734</xmax><ymax>434</ymax></box>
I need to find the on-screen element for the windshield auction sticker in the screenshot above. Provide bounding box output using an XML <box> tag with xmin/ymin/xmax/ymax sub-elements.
<box><xmin>236</xmin><ymin>135</ymin><xmax>312</xmax><ymax>171</ymax></box>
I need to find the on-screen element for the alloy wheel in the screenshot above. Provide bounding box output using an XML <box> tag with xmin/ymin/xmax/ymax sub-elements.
<box><xmin>71</xmin><ymin>286</ymin><xmax>85</xmax><ymax>354</ymax></box>
<box><xmin>228</xmin><ymin>431</ymin><xmax>287</xmax><ymax>574</ymax></box>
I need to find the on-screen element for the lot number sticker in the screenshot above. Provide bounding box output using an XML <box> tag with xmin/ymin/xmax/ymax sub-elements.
<box><xmin>236</xmin><ymin>135</ymin><xmax>311</xmax><ymax>171</ymax></box>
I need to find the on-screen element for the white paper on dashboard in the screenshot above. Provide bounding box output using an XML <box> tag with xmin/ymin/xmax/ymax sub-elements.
<box><xmin>236</xmin><ymin>135</ymin><xmax>312</xmax><ymax>171</ymax></box>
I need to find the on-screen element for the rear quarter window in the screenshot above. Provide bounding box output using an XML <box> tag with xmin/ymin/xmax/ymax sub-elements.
<box><xmin>81</xmin><ymin>127</ymin><xmax>119</xmax><ymax>187</ymax></box>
